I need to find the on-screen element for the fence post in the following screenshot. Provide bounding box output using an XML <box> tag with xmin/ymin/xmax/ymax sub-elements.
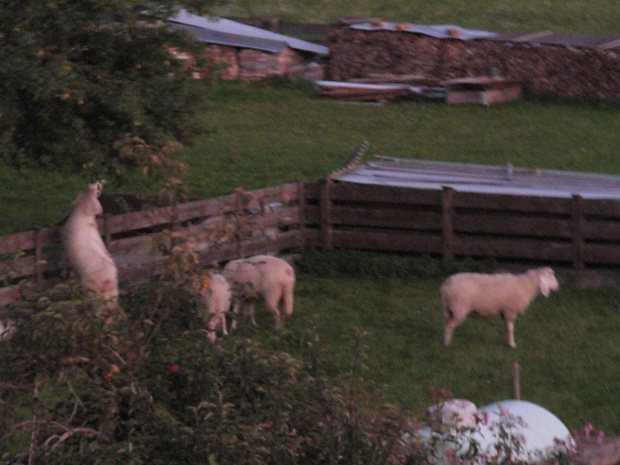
<box><xmin>320</xmin><ymin>178</ymin><xmax>333</xmax><ymax>249</ymax></box>
<box><xmin>571</xmin><ymin>194</ymin><xmax>585</xmax><ymax>269</ymax></box>
<box><xmin>297</xmin><ymin>180</ymin><xmax>307</xmax><ymax>250</ymax></box>
<box><xmin>102</xmin><ymin>214</ymin><xmax>112</xmax><ymax>248</ymax></box>
<box><xmin>442</xmin><ymin>186</ymin><xmax>455</xmax><ymax>260</ymax></box>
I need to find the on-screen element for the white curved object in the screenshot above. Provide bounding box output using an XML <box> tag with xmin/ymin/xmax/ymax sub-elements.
<box><xmin>413</xmin><ymin>399</ymin><xmax>575</xmax><ymax>464</ymax></box>
<box><xmin>473</xmin><ymin>399</ymin><xmax>575</xmax><ymax>460</ymax></box>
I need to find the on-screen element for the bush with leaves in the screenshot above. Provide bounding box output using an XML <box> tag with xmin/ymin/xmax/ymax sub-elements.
<box><xmin>0</xmin><ymin>268</ymin><xmax>416</xmax><ymax>465</ymax></box>
<box><xmin>0</xmin><ymin>0</ymin><xmax>218</xmax><ymax>176</ymax></box>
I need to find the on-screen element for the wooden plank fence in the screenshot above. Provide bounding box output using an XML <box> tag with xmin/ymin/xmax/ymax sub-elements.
<box><xmin>2</xmin><ymin>172</ymin><xmax>620</xmax><ymax>306</ymax></box>
<box><xmin>304</xmin><ymin>179</ymin><xmax>620</xmax><ymax>268</ymax></box>
<box><xmin>0</xmin><ymin>182</ymin><xmax>310</xmax><ymax>306</ymax></box>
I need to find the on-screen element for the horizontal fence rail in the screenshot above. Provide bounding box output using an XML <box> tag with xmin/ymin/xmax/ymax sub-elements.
<box><xmin>2</xmin><ymin>175</ymin><xmax>620</xmax><ymax>306</ymax></box>
<box><xmin>304</xmin><ymin>179</ymin><xmax>620</xmax><ymax>268</ymax></box>
<box><xmin>0</xmin><ymin>182</ymin><xmax>306</xmax><ymax>306</ymax></box>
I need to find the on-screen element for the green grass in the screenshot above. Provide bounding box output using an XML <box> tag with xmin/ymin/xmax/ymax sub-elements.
<box><xmin>2</xmin><ymin>2</ymin><xmax>620</xmax><ymax>439</ymax></box>
<box><xmin>183</xmin><ymin>82</ymin><xmax>620</xmax><ymax>200</ymax></box>
<box><xmin>211</xmin><ymin>0</ymin><xmax>620</xmax><ymax>34</ymax></box>
<box><xmin>246</xmin><ymin>252</ymin><xmax>620</xmax><ymax>436</ymax></box>
<box><xmin>2</xmin><ymin>82</ymin><xmax>620</xmax><ymax>235</ymax></box>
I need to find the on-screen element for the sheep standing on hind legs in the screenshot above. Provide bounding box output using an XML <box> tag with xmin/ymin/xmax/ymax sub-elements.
<box><xmin>62</xmin><ymin>181</ymin><xmax>119</xmax><ymax>307</ymax></box>
<box><xmin>222</xmin><ymin>255</ymin><xmax>295</xmax><ymax>330</ymax></box>
<box><xmin>441</xmin><ymin>267</ymin><xmax>559</xmax><ymax>348</ymax></box>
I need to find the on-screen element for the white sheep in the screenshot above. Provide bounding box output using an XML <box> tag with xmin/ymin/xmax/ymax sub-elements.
<box><xmin>222</xmin><ymin>255</ymin><xmax>295</xmax><ymax>329</ymax></box>
<box><xmin>199</xmin><ymin>273</ymin><xmax>232</xmax><ymax>342</ymax></box>
<box><xmin>61</xmin><ymin>181</ymin><xmax>119</xmax><ymax>306</ymax></box>
<box><xmin>0</xmin><ymin>319</ymin><xmax>17</xmax><ymax>342</ymax></box>
<box><xmin>441</xmin><ymin>267</ymin><xmax>559</xmax><ymax>348</ymax></box>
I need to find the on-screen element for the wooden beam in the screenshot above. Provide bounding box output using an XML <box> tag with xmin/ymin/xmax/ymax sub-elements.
<box><xmin>319</xmin><ymin>178</ymin><xmax>334</xmax><ymax>249</ymax></box>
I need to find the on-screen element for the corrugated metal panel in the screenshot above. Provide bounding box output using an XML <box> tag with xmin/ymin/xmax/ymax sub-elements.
<box><xmin>169</xmin><ymin>10</ymin><xmax>329</xmax><ymax>56</ymax></box>
<box><xmin>350</xmin><ymin>22</ymin><xmax>620</xmax><ymax>51</ymax></box>
<box><xmin>169</xmin><ymin>22</ymin><xmax>288</xmax><ymax>53</ymax></box>
<box><xmin>336</xmin><ymin>156</ymin><xmax>620</xmax><ymax>200</ymax></box>
<box><xmin>351</xmin><ymin>22</ymin><xmax>497</xmax><ymax>41</ymax></box>
<box><xmin>490</xmin><ymin>31</ymin><xmax>620</xmax><ymax>50</ymax></box>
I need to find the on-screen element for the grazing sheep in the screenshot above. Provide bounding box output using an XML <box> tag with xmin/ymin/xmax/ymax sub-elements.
<box><xmin>199</xmin><ymin>273</ymin><xmax>232</xmax><ymax>342</ymax></box>
<box><xmin>222</xmin><ymin>255</ymin><xmax>295</xmax><ymax>329</ymax></box>
<box><xmin>62</xmin><ymin>181</ymin><xmax>119</xmax><ymax>306</ymax></box>
<box><xmin>441</xmin><ymin>267</ymin><xmax>559</xmax><ymax>348</ymax></box>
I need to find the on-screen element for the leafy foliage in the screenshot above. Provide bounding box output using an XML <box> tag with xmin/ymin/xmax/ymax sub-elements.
<box><xmin>0</xmin><ymin>238</ymin><xmax>417</xmax><ymax>465</ymax></box>
<box><xmin>0</xmin><ymin>0</ymin><xmax>217</xmax><ymax>176</ymax></box>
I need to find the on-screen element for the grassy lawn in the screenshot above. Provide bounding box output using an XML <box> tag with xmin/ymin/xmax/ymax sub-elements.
<box><xmin>250</xmin><ymin>252</ymin><xmax>620</xmax><ymax>436</ymax></box>
<box><xmin>2</xmin><ymin>83</ymin><xmax>619</xmax><ymax>236</ymax></box>
<box><xmin>211</xmin><ymin>0</ymin><xmax>620</xmax><ymax>34</ymax></box>
<box><xmin>2</xmin><ymin>0</ymin><xmax>620</xmax><ymax>443</ymax></box>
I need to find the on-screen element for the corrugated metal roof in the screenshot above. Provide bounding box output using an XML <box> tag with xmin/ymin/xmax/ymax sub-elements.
<box><xmin>335</xmin><ymin>156</ymin><xmax>620</xmax><ymax>200</ymax></box>
<box><xmin>169</xmin><ymin>9</ymin><xmax>329</xmax><ymax>56</ymax></box>
<box><xmin>350</xmin><ymin>21</ymin><xmax>620</xmax><ymax>51</ymax></box>
<box><xmin>351</xmin><ymin>22</ymin><xmax>497</xmax><ymax>41</ymax></box>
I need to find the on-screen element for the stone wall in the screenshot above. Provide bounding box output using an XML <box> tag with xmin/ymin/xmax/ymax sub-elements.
<box><xmin>201</xmin><ymin>45</ymin><xmax>324</xmax><ymax>81</ymax></box>
<box><xmin>327</xmin><ymin>28</ymin><xmax>620</xmax><ymax>102</ymax></box>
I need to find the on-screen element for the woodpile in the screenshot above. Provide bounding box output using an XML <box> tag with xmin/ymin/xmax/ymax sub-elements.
<box><xmin>327</xmin><ymin>28</ymin><xmax>620</xmax><ymax>102</ymax></box>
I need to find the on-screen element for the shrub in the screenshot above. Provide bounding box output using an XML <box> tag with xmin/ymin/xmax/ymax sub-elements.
<box><xmin>0</xmin><ymin>1</ymin><xmax>215</xmax><ymax>177</ymax></box>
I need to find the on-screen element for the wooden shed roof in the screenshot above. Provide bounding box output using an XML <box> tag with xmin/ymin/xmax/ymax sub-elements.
<box><xmin>334</xmin><ymin>156</ymin><xmax>620</xmax><ymax>200</ymax></box>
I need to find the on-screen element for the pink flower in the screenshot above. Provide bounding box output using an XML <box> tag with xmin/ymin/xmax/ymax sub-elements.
<box><xmin>596</xmin><ymin>429</ymin><xmax>605</xmax><ymax>445</ymax></box>
<box><xmin>444</xmin><ymin>448</ymin><xmax>457</xmax><ymax>463</ymax></box>
<box><xmin>584</xmin><ymin>422</ymin><xmax>594</xmax><ymax>437</ymax></box>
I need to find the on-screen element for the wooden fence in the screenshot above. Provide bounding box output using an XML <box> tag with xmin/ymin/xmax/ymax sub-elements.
<box><xmin>307</xmin><ymin>179</ymin><xmax>620</xmax><ymax>267</ymax></box>
<box><xmin>0</xmin><ymin>182</ymin><xmax>310</xmax><ymax>306</ymax></box>
<box><xmin>2</xmin><ymin>175</ymin><xmax>620</xmax><ymax>305</ymax></box>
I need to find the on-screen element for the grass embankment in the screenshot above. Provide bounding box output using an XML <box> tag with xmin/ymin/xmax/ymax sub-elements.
<box><xmin>263</xmin><ymin>250</ymin><xmax>620</xmax><ymax>435</ymax></box>
<box><xmin>1</xmin><ymin>84</ymin><xmax>619</xmax><ymax>435</ymax></box>
<box><xmin>211</xmin><ymin>0</ymin><xmax>620</xmax><ymax>34</ymax></box>
<box><xmin>2</xmin><ymin>81</ymin><xmax>619</xmax><ymax>234</ymax></box>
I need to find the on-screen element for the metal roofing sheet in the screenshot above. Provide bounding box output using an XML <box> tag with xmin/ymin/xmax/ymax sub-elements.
<box><xmin>335</xmin><ymin>156</ymin><xmax>620</xmax><ymax>200</ymax></box>
<box><xmin>169</xmin><ymin>9</ymin><xmax>329</xmax><ymax>56</ymax></box>
<box><xmin>169</xmin><ymin>22</ymin><xmax>288</xmax><ymax>53</ymax></box>
<box><xmin>351</xmin><ymin>22</ymin><xmax>497</xmax><ymax>41</ymax></box>
<box><xmin>489</xmin><ymin>31</ymin><xmax>620</xmax><ymax>50</ymax></box>
<box><xmin>350</xmin><ymin>21</ymin><xmax>620</xmax><ymax>51</ymax></box>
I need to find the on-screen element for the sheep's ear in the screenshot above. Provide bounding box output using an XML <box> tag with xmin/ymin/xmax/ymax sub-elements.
<box><xmin>539</xmin><ymin>274</ymin><xmax>554</xmax><ymax>297</ymax></box>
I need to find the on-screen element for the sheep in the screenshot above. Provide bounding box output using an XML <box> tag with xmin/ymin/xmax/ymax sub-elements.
<box><xmin>199</xmin><ymin>273</ymin><xmax>232</xmax><ymax>342</ymax></box>
<box><xmin>441</xmin><ymin>267</ymin><xmax>559</xmax><ymax>348</ymax></box>
<box><xmin>0</xmin><ymin>319</ymin><xmax>17</xmax><ymax>342</ymax></box>
<box><xmin>61</xmin><ymin>181</ymin><xmax>119</xmax><ymax>306</ymax></box>
<box><xmin>222</xmin><ymin>255</ymin><xmax>295</xmax><ymax>330</ymax></box>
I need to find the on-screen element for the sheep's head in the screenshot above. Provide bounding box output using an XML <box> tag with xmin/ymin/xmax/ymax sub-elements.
<box><xmin>74</xmin><ymin>180</ymin><xmax>105</xmax><ymax>217</ymax></box>
<box><xmin>535</xmin><ymin>267</ymin><xmax>559</xmax><ymax>297</ymax></box>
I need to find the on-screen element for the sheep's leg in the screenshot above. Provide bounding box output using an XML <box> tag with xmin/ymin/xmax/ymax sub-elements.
<box><xmin>231</xmin><ymin>300</ymin><xmax>241</xmax><ymax>330</ymax></box>
<box><xmin>506</xmin><ymin>321</ymin><xmax>517</xmax><ymax>348</ymax></box>
<box><xmin>220</xmin><ymin>313</ymin><xmax>228</xmax><ymax>336</ymax></box>
<box><xmin>248</xmin><ymin>301</ymin><xmax>258</xmax><ymax>327</ymax></box>
<box><xmin>444</xmin><ymin>324</ymin><xmax>456</xmax><ymax>346</ymax></box>
<box><xmin>443</xmin><ymin>310</ymin><xmax>465</xmax><ymax>346</ymax></box>
<box><xmin>264</xmin><ymin>292</ymin><xmax>284</xmax><ymax>329</ymax></box>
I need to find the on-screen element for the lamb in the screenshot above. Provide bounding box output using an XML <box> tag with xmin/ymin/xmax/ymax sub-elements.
<box><xmin>61</xmin><ymin>181</ymin><xmax>119</xmax><ymax>306</ymax></box>
<box><xmin>441</xmin><ymin>267</ymin><xmax>559</xmax><ymax>348</ymax></box>
<box><xmin>222</xmin><ymin>255</ymin><xmax>295</xmax><ymax>329</ymax></box>
<box><xmin>199</xmin><ymin>273</ymin><xmax>232</xmax><ymax>342</ymax></box>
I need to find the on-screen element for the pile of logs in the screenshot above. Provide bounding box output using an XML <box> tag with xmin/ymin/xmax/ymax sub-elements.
<box><xmin>326</xmin><ymin>28</ymin><xmax>620</xmax><ymax>102</ymax></box>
